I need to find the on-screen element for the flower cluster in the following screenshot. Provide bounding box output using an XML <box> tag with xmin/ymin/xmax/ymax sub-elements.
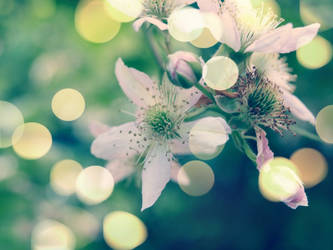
<box><xmin>91</xmin><ymin>0</ymin><xmax>321</xmax><ymax>210</ymax></box>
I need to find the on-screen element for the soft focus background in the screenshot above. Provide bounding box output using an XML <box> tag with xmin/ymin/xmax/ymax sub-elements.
<box><xmin>0</xmin><ymin>0</ymin><xmax>332</xmax><ymax>249</ymax></box>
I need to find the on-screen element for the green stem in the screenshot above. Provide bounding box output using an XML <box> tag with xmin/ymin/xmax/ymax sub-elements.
<box><xmin>193</xmin><ymin>81</ymin><xmax>215</xmax><ymax>102</ymax></box>
<box><xmin>146</xmin><ymin>30</ymin><xmax>165</xmax><ymax>72</ymax></box>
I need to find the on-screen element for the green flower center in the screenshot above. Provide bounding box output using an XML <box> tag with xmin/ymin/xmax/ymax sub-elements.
<box><xmin>144</xmin><ymin>106</ymin><xmax>179</xmax><ymax>139</ymax></box>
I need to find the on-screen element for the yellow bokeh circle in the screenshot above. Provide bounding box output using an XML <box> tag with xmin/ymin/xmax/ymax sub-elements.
<box><xmin>316</xmin><ymin>105</ymin><xmax>333</xmax><ymax>144</ymax></box>
<box><xmin>75</xmin><ymin>0</ymin><xmax>121</xmax><ymax>43</ymax></box>
<box><xmin>203</xmin><ymin>56</ymin><xmax>239</xmax><ymax>91</ymax></box>
<box><xmin>0</xmin><ymin>101</ymin><xmax>24</xmax><ymax>148</ymax></box>
<box><xmin>290</xmin><ymin>148</ymin><xmax>327</xmax><ymax>188</ymax></box>
<box><xmin>12</xmin><ymin>122</ymin><xmax>52</xmax><ymax>160</ymax></box>
<box><xmin>105</xmin><ymin>0</ymin><xmax>143</xmax><ymax>23</ymax></box>
<box><xmin>52</xmin><ymin>88</ymin><xmax>85</xmax><ymax>121</ymax></box>
<box><xmin>31</xmin><ymin>220</ymin><xmax>76</xmax><ymax>250</ymax></box>
<box><xmin>177</xmin><ymin>160</ymin><xmax>215</xmax><ymax>196</ymax></box>
<box><xmin>259</xmin><ymin>157</ymin><xmax>302</xmax><ymax>202</ymax></box>
<box><xmin>50</xmin><ymin>159</ymin><xmax>83</xmax><ymax>196</ymax></box>
<box><xmin>76</xmin><ymin>166</ymin><xmax>114</xmax><ymax>205</ymax></box>
<box><xmin>296</xmin><ymin>36</ymin><xmax>332</xmax><ymax>69</ymax></box>
<box><xmin>103</xmin><ymin>211</ymin><xmax>147</xmax><ymax>250</ymax></box>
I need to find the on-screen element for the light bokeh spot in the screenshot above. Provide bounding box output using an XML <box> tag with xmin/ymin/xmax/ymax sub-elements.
<box><xmin>203</xmin><ymin>56</ymin><xmax>239</xmax><ymax>91</ymax></box>
<box><xmin>178</xmin><ymin>161</ymin><xmax>215</xmax><ymax>196</ymax></box>
<box><xmin>75</xmin><ymin>0</ymin><xmax>121</xmax><ymax>43</ymax></box>
<box><xmin>168</xmin><ymin>7</ymin><xmax>205</xmax><ymax>42</ymax></box>
<box><xmin>52</xmin><ymin>88</ymin><xmax>86</xmax><ymax>121</ymax></box>
<box><xmin>251</xmin><ymin>0</ymin><xmax>281</xmax><ymax>16</ymax></box>
<box><xmin>12</xmin><ymin>122</ymin><xmax>52</xmax><ymax>160</ymax></box>
<box><xmin>191</xmin><ymin>12</ymin><xmax>223</xmax><ymax>48</ymax></box>
<box><xmin>300</xmin><ymin>0</ymin><xmax>333</xmax><ymax>30</ymax></box>
<box><xmin>296</xmin><ymin>36</ymin><xmax>332</xmax><ymax>69</ymax></box>
<box><xmin>189</xmin><ymin>118</ymin><xmax>229</xmax><ymax>160</ymax></box>
<box><xmin>291</xmin><ymin>148</ymin><xmax>328</xmax><ymax>188</ymax></box>
<box><xmin>0</xmin><ymin>101</ymin><xmax>24</xmax><ymax>148</ymax></box>
<box><xmin>76</xmin><ymin>166</ymin><xmax>114</xmax><ymax>205</ymax></box>
<box><xmin>105</xmin><ymin>0</ymin><xmax>143</xmax><ymax>23</ymax></box>
<box><xmin>103</xmin><ymin>211</ymin><xmax>147</xmax><ymax>249</ymax></box>
<box><xmin>50</xmin><ymin>159</ymin><xmax>83</xmax><ymax>196</ymax></box>
<box><xmin>31</xmin><ymin>220</ymin><xmax>76</xmax><ymax>250</ymax></box>
<box><xmin>259</xmin><ymin>157</ymin><xmax>302</xmax><ymax>202</ymax></box>
<box><xmin>315</xmin><ymin>105</ymin><xmax>333</xmax><ymax>144</ymax></box>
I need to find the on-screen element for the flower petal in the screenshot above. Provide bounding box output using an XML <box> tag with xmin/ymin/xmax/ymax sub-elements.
<box><xmin>91</xmin><ymin>122</ymin><xmax>145</xmax><ymax>160</ymax></box>
<box><xmin>283</xmin><ymin>186</ymin><xmax>308</xmax><ymax>209</ymax></box>
<box><xmin>89</xmin><ymin>121</ymin><xmax>110</xmax><ymax>137</ymax></box>
<box><xmin>255</xmin><ymin>128</ymin><xmax>274</xmax><ymax>170</ymax></box>
<box><xmin>133</xmin><ymin>17</ymin><xmax>168</xmax><ymax>32</ymax></box>
<box><xmin>170</xmin><ymin>121</ymin><xmax>194</xmax><ymax>155</ymax></box>
<box><xmin>219</xmin><ymin>10</ymin><xmax>241</xmax><ymax>52</ymax></box>
<box><xmin>115</xmin><ymin>58</ymin><xmax>158</xmax><ymax>107</ymax></box>
<box><xmin>141</xmin><ymin>145</ymin><xmax>172</xmax><ymax>211</ymax></box>
<box><xmin>278</xmin><ymin>23</ymin><xmax>320</xmax><ymax>53</ymax></box>
<box><xmin>196</xmin><ymin>0</ymin><xmax>220</xmax><ymax>12</ymax></box>
<box><xmin>175</xmin><ymin>0</ymin><xmax>196</xmax><ymax>6</ymax></box>
<box><xmin>106</xmin><ymin>159</ymin><xmax>135</xmax><ymax>183</ymax></box>
<box><xmin>245</xmin><ymin>24</ymin><xmax>293</xmax><ymax>53</ymax></box>
<box><xmin>282</xmin><ymin>90</ymin><xmax>315</xmax><ymax>125</ymax></box>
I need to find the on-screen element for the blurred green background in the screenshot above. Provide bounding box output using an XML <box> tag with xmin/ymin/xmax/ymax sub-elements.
<box><xmin>0</xmin><ymin>0</ymin><xmax>332</xmax><ymax>249</ymax></box>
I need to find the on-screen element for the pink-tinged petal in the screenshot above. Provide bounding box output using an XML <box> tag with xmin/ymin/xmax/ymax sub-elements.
<box><xmin>256</xmin><ymin>128</ymin><xmax>274</xmax><ymax>170</ymax></box>
<box><xmin>283</xmin><ymin>186</ymin><xmax>308</xmax><ymax>209</ymax></box>
<box><xmin>91</xmin><ymin>122</ymin><xmax>145</xmax><ymax>160</ymax></box>
<box><xmin>175</xmin><ymin>85</ymin><xmax>202</xmax><ymax>111</ymax></box>
<box><xmin>175</xmin><ymin>0</ymin><xmax>196</xmax><ymax>6</ymax></box>
<box><xmin>89</xmin><ymin>121</ymin><xmax>110</xmax><ymax>138</ymax></box>
<box><xmin>133</xmin><ymin>17</ymin><xmax>168</xmax><ymax>32</ymax></box>
<box><xmin>219</xmin><ymin>10</ymin><xmax>241</xmax><ymax>52</ymax></box>
<box><xmin>170</xmin><ymin>161</ymin><xmax>181</xmax><ymax>182</ymax></box>
<box><xmin>141</xmin><ymin>146</ymin><xmax>172</xmax><ymax>211</ymax></box>
<box><xmin>196</xmin><ymin>0</ymin><xmax>221</xmax><ymax>12</ymax></box>
<box><xmin>282</xmin><ymin>90</ymin><xmax>315</xmax><ymax>125</ymax></box>
<box><xmin>170</xmin><ymin>121</ymin><xmax>196</xmax><ymax>155</ymax></box>
<box><xmin>278</xmin><ymin>23</ymin><xmax>320</xmax><ymax>53</ymax></box>
<box><xmin>115</xmin><ymin>58</ymin><xmax>158</xmax><ymax>108</ymax></box>
<box><xmin>245</xmin><ymin>24</ymin><xmax>293</xmax><ymax>53</ymax></box>
<box><xmin>106</xmin><ymin>159</ymin><xmax>135</xmax><ymax>183</ymax></box>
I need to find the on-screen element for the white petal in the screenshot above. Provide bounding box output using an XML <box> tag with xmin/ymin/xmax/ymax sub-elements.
<box><xmin>115</xmin><ymin>58</ymin><xmax>158</xmax><ymax>107</ymax></box>
<box><xmin>175</xmin><ymin>86</ymin><xmax>202</xmax><ymax>111</ymax></box>
<box><xmin>282</xmin><ymin>90</ymin><xmax>315</xmax><ymax>125</ymax></box>
<box><xmin>189</xmin><ymin>117</ymin><xmax>231</xmax><ymax>156</ymax></box>
<box><xmin>133</xmin><ymin>17</ymin><xmax>168</xmax><ymax>32</ymax></box>
<box><xmin>279</xmin><ymin>23</ymin><xmax>320</xmax><ymax>53</ymax></box>
<box><xmin>255</xmin><ymin>128</ymin><xmax>274</xmax><ymax>171</ymax></box>
<box><xmin>175</xmin><ymin>0</ymin><xmax>196</xmax><ymax>6</ymax></box>
<box><xmin>141</xmin><ymin>145</ymin><xmax>172</xmax><ymax>211</ymax></box>
<box><xmin>245</xmin><ymin>24</ymin><xmax>293</xmax><ymax>53</ymax></box>
<box><xmin>219</xmin><ymin>11</ymin><xmax>241</xmax><ymax>52</ymax></box>
<box><xmin>170</xmin><ymin>161</ymin><xmax>181</xmax><ymax>182</ymax></box>
<box><xmin>91</xmin><ymin>122</ymin><xmax>145</xmax><ymax>160</ymax></box>
<box><xmin>106</xmin><ymin>159</ymin><xmax>135</xmax><ymax>183</ymax></box>
<box><xmin>89</xmin><ymin>121</ymin><xmax>110</xmax><ymax>138</ymax></box>
<box><xmin>170</xmin><ymin>121</ymin><xmax>193</xmax><ymax>155</ymax></box>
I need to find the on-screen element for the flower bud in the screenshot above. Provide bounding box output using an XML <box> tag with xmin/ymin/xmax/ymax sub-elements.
<box><xmin>259</xmin><ymin>157</ymin><xmax>308</xmax><ymax>209</ymax></box>
<box><xmin>167</xmin><ymin>51</ymin><xmax>202</xmax><ymax>88</ymax></box>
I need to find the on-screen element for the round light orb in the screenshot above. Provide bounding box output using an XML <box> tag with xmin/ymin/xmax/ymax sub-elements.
<box><xmin>76</xmin><ymin>166</ymin><xmax>114</xmax><ymax>205</ymax></box>
<box><xmin>75</xmin><ymin>0</ymin><xmax>121</xmax><ymax>43</ymax></box>
<box><xmin>296</xmin><ymin>36</ymin><xmax>332</xmax><ymax>69</ymax></box>
<box><xmin>177</xmin><ymin>160</ymin><xmax>215</xmax><ymax>196</ymax></box>
<box><xmin>12</xmin><ymin>122</ymin><xmax>52</xmax><ymax>160</ymax></box>
<box><xmin>259</xmin><ymin>157</ymin><xmax>302</xmax><ymax>202</ymax></box>
<box><xmin>168</xmin><ymin>7</ymin><xmax>205</xmax><ymax>42</ymax></box>
<box><xmin>31</xmin><ymin>220</ymin><xmax>76</xmax><ymax>250</ymax></box>
<box><xmin>191</xmin><ymin>12</ymin><xmax>223</xmax><ymax>48</ymax></box>
<box><xmin>291</xmin><ymin>148</ymin><xmax>328</xmax><ymax>188</ymax></box>
<box><xmin>0</xmin><ymin>101</ymin><xmax>24</xmax><ymax>148</ymax></box>
<box><xmin>251</xmin><ymin>0</ymin><xmax>281</xmax><ymax>16</ymax></box>
<box><xmin>52</xmin><ymin>88</ymin><xmax>85</xmax><ymax>121</ymax></box>
<box><xmin>105</xmin><ymin>0</ymin><xmax>143</xmax><ymax>23</ymax></box>
<box><xmin>103</xmin><ymin>211</ymin><xmax>147</xmax><ymax>249</ymax></box>
<box><xmin>189</xmin><ymin>117</ymin><xmax>229</xmax><ymax>160</ymax></box>
<box><xmin>203</xmin><ymin>56</ymin><xmax>239</xmax><ymax>91</ymax></box>
<box><xmin>316</xmin><ymin>105</ymin><xmax>333</xmax><ymax>144</ymax></box>
<box><xmin>50</xmin><ymin>159</ymin><xmax>83</xmax><ymax>196</ymax></box>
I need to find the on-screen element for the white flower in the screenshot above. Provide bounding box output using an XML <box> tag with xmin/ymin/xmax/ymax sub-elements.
<box><xmin>133</xmin><ymin>0</ymin><xmax>195</xmax><ymax>31</ymax></box>
<box><xmin>249</xmin><ymin>53</ymin><xmax>316</xmax><ymax>124</ymax></box>
<box><xmin>91</xmin><ymin>58</ymin><xmax>230</xmax><ymax>210</ymax></box>
<box><xmin>196</xmin><ymin>0</ymin><xmax>320</xmax><ymax>53</ymax></box>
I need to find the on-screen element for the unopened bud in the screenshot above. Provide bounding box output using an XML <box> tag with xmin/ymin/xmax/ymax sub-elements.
<box><xmin>167</xmin><ymin>51</ymin><xmax>202</xmax><ymax>88</ymax></box>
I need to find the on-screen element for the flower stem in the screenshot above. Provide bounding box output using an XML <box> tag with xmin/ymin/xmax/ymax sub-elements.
<box><xmin>193</xmin><ymin>81</ymin><xmax>215</xmax><ymax>102</ymax></box>
<box><xmin>146</xmin><ymin>29</ymin><xmax>165</xmax><ymax>71</ymax></box>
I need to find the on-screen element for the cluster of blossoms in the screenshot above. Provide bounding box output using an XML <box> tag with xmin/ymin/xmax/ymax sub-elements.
<box><xmin>91</xmin><ymin>0</ymin><xmax>320</xmax><ymax>211</ymax></box>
